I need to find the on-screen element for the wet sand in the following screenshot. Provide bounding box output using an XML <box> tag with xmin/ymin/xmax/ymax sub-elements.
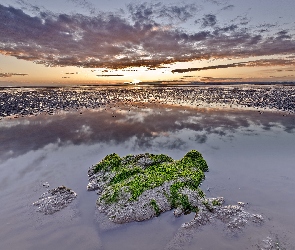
<box><xmin>0</xmin><ymin>89</ymin><xmax>295</xmax><ymax>249</ymax></box>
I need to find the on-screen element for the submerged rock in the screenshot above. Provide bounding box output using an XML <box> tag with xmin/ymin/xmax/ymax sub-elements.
<box><xmin>164</xmin><ymin>199</ymin><xmax>264</xmax><ymax>250</ymax></box>
<box><xmin>257</xmin><ymin>235</ymin><xmax>287</xmax><ymax>250</ymax></box>
<box><xmin>181</xmin><ymin>199</ymin><xmax>263</xmax><ymax>231</ymax></box>
<box><xmin>33</xmin><ymin>186</ymin><xmax>77</xmax><ymax>215</ymax></box>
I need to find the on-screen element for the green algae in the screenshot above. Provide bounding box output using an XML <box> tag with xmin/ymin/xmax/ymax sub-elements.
<box><xmin>92</xmin><ymin>150</ymin><xmax>208</xmax><ymax>214</ymax></box>
<box><xmin>150</xmin><ymin>199</ymin><xmax>161</xmax><ymax>216</ymax></box>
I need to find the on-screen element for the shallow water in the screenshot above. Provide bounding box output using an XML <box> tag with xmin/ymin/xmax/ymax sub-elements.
<box><xmin>0</xmin><ymin>104</ymin><xmax>295</xmax><ymax>250</ymax></box>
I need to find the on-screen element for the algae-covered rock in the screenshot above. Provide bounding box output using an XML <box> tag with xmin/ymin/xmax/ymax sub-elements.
<box><xmin>88</xmin><ymin>150</ymin><xmax>264</xmax><ymax>232</ymax></box>
<box><xmin>87</xmin><ymin>150</ymin><xmax>211</xmax><ymax>223</ymax></box>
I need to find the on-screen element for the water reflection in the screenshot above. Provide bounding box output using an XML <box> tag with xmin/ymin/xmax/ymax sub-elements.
<box><xmin>1</xmin><ymin>105</ymin><xmax>295</xmax><ymax>250</ymax></box>
<box><xmin>0</xmin><ymin>105</ymin><xmax>294</xmax><ymax>161</ymax></box>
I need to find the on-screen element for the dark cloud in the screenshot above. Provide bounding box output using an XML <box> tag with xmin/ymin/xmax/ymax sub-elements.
<box><xmin>212</xmin><ymin>24</ymin><xmax>238</xmax><ymax>35</ymax></box>
<box><xmin>127</xmin><ymin>2</ymin><xmax>156</xmax><ymax>24</ymax></box>
<box><xmin>276</xmin><ymin>30</ymin><xmax>292</xmax><ymax>40</ymax></box>
<box><xmin>230</xmin><ymin>15</ymin><xmax>250</xmax><ymax>26</ymax></box>
<box><xmin>0</xmin><ymin>73</ymin><xmax>28</xmax><ymax>77</ymax></box>
<box><xmin>205</xmin><ymin>0</ymin><xmax>223</xmax><ymax>6</ymax></box>
<box><xmin>172</xmin><ymin>59</ymin><xmax>295</xmax><ymax>73</ymax></box>
<box><xmin>157</xmin><ymin>3</ymin><xmax>199</xmax><ymax>22</ymax></box>
<box><xmin>127</xmin><ymin>2</ymin><xmax>199</xmax><ymax>24</ymax></box>
<box><xmin>0</xmin><ymin>3</ymin><xmax>295</xmax><ymax>69</ymax></box>
<box><xmin>199</xmin><ymin>77</ymin><xmax>243</xmax><ymax>82</ymax></box>
<box><xmin>221</xmin><ymin>5</ymin><xmax>235</xmax><ymax>11</ymax></box>
<box><xmin>201</xmin><ymin>14</ymin><xmax>217</xmax><ymax>27</ymax></box>
<box><xmin>172</xmin><ymin>63</ymin><xmax>242</xmax><ymax>73</ymax></box>
<box><xmin>256</xmin><ymin>23</ymin><xmax>277</xmax><ymax>29</ymax></box>
<box><xmin>96</xmin><ymin>74</ymin><xmax>124</xmax><ymax>77</ymax></box>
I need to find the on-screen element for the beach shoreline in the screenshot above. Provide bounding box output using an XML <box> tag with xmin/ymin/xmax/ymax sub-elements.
<box><xmin>1</xmin><ymin>85</ymin><xmax>294</xmax><ymax>119</ymax></box>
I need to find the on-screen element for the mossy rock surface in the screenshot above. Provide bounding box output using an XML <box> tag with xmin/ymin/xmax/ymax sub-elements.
<box><xmin>87</xmin><ymin>150</ymin><xmax>209</xmax><ymax>223</ymax></box>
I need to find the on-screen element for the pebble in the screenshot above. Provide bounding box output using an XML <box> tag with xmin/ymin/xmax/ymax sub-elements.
<box><xmin>42</xmin><ymin>182</ymin><xmax>50</xmax><ymax>188</ymax></box>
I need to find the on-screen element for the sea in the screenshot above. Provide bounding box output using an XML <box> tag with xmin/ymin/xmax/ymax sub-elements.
<box><xmin>0</xmin><ymin>84</ymin><xmax>295</xmax><ymax>249</ymax></box>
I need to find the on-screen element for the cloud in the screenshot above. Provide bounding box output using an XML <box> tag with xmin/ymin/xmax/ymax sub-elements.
<box><xmin>0</xmin><ymin>72</ymin><xmax>28</xmax><ymax>77</ymax></box>
<box><xmin>66</xmin><ymin>0</ymin><xmax>96</xmax><ymax>14</ymax></box>
<box><xmin>199</xmin><ymin>77</ymin><xmax>243</xmax><ymax>82</ymax></box>
<box><xmin>192</xmin><ymin>134</ymin><xmax>208</xmax><ymax>143</ymax></box>
<box><xmin>221</xmin><ymin>5</ymin><xmax>235</xmax><ymax>11</ymax></box>
<box><xmin>157</xmin><ymin>3</ymin><xmax>199</xmax><ymax>22</ymax></box>
<box><xmin>127</xmin><ymin>2</ymin><xmax>156</xmax><ymax>24</ymax></box>
<box><xmin>15</xmin><ymin>0</ymin><xmax>43</xmax><ymax>15</ymax></box>
<box><xmin>200</xmin><ymin>14</ymin><xmax>217</xmax><ymax>27</ymax></box>
<box><xmin>127</xmin><ymin>2</ymin><xmax>200</xmax><ymax>23</ymax></box>
<box><xmin>205</xmin><ymin>0</ymin><xmax>224</xmax><ymax>6</ymax></box>
<box><xmin>96</xmin><ymin>74</ymin><xmax>124</xmax><ymax>77</ymax></box>
<box><xmin>276</xmin><ymin>30</ymin><xmax>292</xmax><ymax>40</ymax></box>
<box><xmin>172</xmin><ymin>59</ymin><xmax>295</xmax><ymax>73</ymax></box>
<box><xmin>0</xmin><ymin>3</ymin><xmax>295</xmax><ymax>69</ymax></box>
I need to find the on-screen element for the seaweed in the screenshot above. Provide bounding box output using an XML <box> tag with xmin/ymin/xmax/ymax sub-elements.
<box><xmin>150</xmin><ymin>199</ymin><xmax>161</xmax><ymax>216</ymax></box>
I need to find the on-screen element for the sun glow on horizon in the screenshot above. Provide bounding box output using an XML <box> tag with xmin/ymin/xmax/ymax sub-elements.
<box><xmin>1</xmin><ymin>52</ymin><xmax>295</xmax><ymax>87</ymax></box>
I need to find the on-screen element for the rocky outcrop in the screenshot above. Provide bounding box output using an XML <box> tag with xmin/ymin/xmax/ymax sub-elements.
<box><xmin>87</xmin><ymin>150</ymin><xmax>263</xmax><ymax>232</ymax></box>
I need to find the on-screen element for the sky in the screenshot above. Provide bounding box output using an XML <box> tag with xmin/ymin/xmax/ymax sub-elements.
<box><xmin>0</xmin><ymin>0</ymin><xmax>295</xmax><ymax>86</ymax></box>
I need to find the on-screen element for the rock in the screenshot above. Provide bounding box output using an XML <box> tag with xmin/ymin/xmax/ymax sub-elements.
<box><xmin>181</xmin><ymin>199</ymin><xmax>263</xmax><ymax>232</ymax></box>
<box><xmin>87</xmin><ymin>150</ymin><xmax>263</xmax><ymax>234</ymax></box>
<box><xmin>33</xmin><ymin>185</ymin><xmax>77</xmax><ymax>215</ymax></box>
<box><xmin>87</xmin><ymin>150</ymin><xmax>208</xmax><ymax>223</ymax></box>
<box><xmin>237</xmin><ymin>201</ymin><xmax>245</xmax><ymax>207</ymax></box>
<box><xmin>174</xmin><ymin>207</ymin><xmax>183</xmax><ymax>217</ymax></box>
<box><xmin>42</xmin><ymin>182</ymin><xmax>50</xmax><ymax>188</ymax></box>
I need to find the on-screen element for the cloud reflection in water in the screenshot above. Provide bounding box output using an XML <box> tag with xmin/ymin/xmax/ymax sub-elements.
<box><xmin>0</xmin><ymin>105</ymin><xmax>294</xmax><ymax>161</ymax></box>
